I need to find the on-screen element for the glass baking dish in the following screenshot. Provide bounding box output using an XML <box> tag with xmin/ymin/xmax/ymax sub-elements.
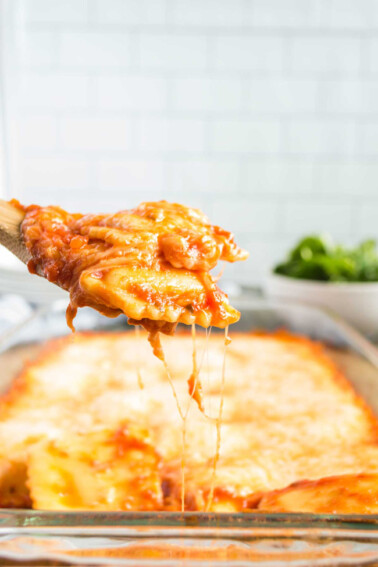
<box><xmin>0</xmin><ymin>297</ymin><xmax>378</xmax><ymax>566</ymax></box>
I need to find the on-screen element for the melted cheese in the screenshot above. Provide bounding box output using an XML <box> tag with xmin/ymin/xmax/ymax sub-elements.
<box><xmin>0</xmin><ymin>331</ymin><xmax>377</xmax><ymax>512</ymax></box>
<box><xmin>28</xmin><ymin>425</ymin><xmax>162</xmax><ymax>511</ymax></box>
<box><xmin>206</xmin><ymin>327</ymin><xmax>230</xmax><ymax>511</ymax></box>
<box><xmin>18</xmin><ymin>200</ymin><xmax>248</xmax><ymax>334</ymax></box>
<box><xmin>134</xmin><ymin>325</ymin><xmax>144</xmax><ymax>390</ymax></box>
<box><xmin>258</xmin><ymin>473</ymin><xmax>378</xmax><ymax>514</ymax></box>
<box><xmin>16</xmin><ymin>199</ymin><xmax>250</xmax><ymax>510</ymax></box>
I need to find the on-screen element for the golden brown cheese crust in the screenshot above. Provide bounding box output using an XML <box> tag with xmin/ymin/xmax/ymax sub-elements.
<box><xmin>258</xmin><ymin>473</ymin><xmax>378</xmax><ymax>514</ymax></box>
<box><xmin>18</xmin><ymin>200</ymin><xmax>248</xmax><ymax>332</ymax></box>
<box><xmin>28</xmin><ymin>425</ymin><xmax>162</xmax><ymax>511</ymax></box>
<box><xmin>0</xmin><ymin>331</ymin><xmax>377</xmax><ymax>512</ymax></box>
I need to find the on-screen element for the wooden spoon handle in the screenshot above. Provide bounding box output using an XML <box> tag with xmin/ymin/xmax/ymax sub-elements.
<box><xmin>0</xmin><ymin>199</ymin><xmax>30</xmax><ymax>264</ymax></box>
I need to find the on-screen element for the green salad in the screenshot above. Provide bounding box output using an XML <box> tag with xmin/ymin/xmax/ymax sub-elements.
<box><xmin>274</xmin><ymin>236</ymin><xmax>378</xmax><ymax>282</ymax></box>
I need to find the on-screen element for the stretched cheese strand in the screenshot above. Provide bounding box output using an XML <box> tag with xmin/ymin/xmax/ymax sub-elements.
<box><xmin>147</xmin><ymin>331</ymin><xmax>184</xmax><ymax>421</ymax></box>
<box><xmin>187</xmin><ymin>323</ymin><xmax>204</xmax><ymax>412</ymax></box>
<box><xmin>134</xmin><ymin>325</ymin><xmax>144</xmax><ymax>390</ymax></box>
<box><xmin>180</xmin><ymin>324</ymin><xmax>197</xmax><ymax>510</ymax></box>
<box><xmin>180</xmin><ymin>323</ymin><xmax>208</xmax><ymax>510</ymax></box>
<box><xmin>148</xmin><ymin>325</ymin><xmax>210</xmax><ymax>511</ymax></box>
<box><xmin>204</xmin><ymin>326</ymin><xmax>212</xmax><ymax>418</ymax></box>
<box><xmin>206</xmin><ymin>326</ymin><xmax>230</xmax><ymax>511</ymax></box>
<box><xmin>182</xmin><ymin>324</ymin><xmax>211</xmax><ymax>510</ymax></box>
<box><xmin>146</xmin><ymin>330</ymin><xmax>187</xmax><ymax>509</ymax></box>
<box><xmin>180</xmin><ymin>426</ymin><xmax>187</xmax><ymax>511</ymax></box>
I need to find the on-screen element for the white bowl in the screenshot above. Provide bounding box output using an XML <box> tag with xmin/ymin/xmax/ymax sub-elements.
<box><xmin>264</xmin><ymin>273</ymin><xmax>378</xmax><ymax>336</ymax></box>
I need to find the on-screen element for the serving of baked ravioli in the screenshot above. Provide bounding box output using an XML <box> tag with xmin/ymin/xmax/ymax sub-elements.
<box><xmin>18</xmin><ymin>200</ymin><xmax>248</xmax><ymax>333</ymax></box>
<box><xmin>0</xmin><ymin>331</ymin><xmax>377</xmax><ymax>513</ymax></box>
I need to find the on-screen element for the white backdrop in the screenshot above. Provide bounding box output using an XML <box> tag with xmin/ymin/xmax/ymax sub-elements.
<box><xmin>1</xmin><ymin>0</ymin><xmax>378</xmax><ymax>283</ymax></box>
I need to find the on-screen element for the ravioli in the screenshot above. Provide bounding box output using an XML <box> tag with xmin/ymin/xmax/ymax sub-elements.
<box><xmin>1</xmin><ymin>331</ymin><xmax>378</xmax><ymax>512</ymax></box>
<box><xmin>28</xmin><ymin>425</ymin><xmax>162</xmax><ymax>511</ymax></box>
<box><xmin>19</xmin><ymin>200</ymin><xmax>248</xmax><ymax>333</ymax></box>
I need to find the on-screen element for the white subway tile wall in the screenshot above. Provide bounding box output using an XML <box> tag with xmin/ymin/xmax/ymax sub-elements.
<box><xmin>1</xmin><ymin>0</ymin><xmax>378</xmax><ymax>284</ymax></box>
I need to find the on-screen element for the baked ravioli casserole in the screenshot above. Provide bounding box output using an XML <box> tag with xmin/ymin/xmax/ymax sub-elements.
<box><xmin>1</xmin><ymin>199</ymin><xmax>377</xmax><ymax>514</ymax></box>
<box><xmin>1</xmin><ymin>330</ymin><xmax>377</xmax><ymax>513</ymax></box>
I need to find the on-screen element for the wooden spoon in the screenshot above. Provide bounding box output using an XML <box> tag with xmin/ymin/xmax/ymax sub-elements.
<box><xmin>0</xmin><ymin>199</ymin><xmax>30</xmax><ymax>264</ymax></box>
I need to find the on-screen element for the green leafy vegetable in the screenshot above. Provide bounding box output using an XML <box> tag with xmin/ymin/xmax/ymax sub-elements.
<box><xmin>274</xmin><ymin>235</ymin><xmax>378</xmax><ymax>282</ymax></box>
